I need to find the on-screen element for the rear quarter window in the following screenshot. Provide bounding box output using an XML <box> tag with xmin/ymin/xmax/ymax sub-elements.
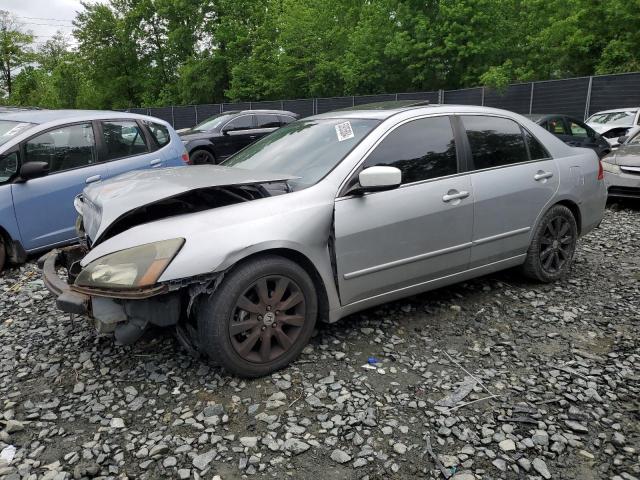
<box><xmin>145</xmin><ymin>121</ymin><xmax>171</xmax><ymax>147</ymax></box>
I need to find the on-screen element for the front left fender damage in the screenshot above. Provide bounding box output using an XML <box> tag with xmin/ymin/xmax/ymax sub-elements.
<box><xmin>41</xmin><ymin>246</ymin><xmax>225</xmax><ymax>351</ymax></box>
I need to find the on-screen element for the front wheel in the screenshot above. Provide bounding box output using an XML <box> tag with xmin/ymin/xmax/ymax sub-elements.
<box><xmin>196</xmin><ymin>255</ymin><xmax>318</xmax><ymax>377</ymax></box>
<box><xmin>522</xmin><ymin>204</ymin><xmax>578</xmax><ymax>282</ymax></box>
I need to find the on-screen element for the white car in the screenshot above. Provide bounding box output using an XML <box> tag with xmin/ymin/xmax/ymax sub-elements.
<box><xmin>586</xmin><ymin>108</ymin><xmax>640</xmax><ymax>146</ymax></box>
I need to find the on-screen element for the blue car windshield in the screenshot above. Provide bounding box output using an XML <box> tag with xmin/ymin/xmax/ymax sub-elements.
<box><xmin>222</xmin><ymin>118</ymin><xmax>380</xmax><ymax>189</ymax></box>
<box><xmin>0</xmin><ymin>120</ymin><xmax>35</xmax><ymax>146</ymax></box>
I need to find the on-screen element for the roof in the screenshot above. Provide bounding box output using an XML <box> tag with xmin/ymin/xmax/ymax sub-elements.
<box><xmin>221</xmin><ymin>109</ymin><xmax>299</xmax><ymax>116</ymax></box>
<box><xmin>309</xmin><ymin>103</ymin><xmax>523</xmax><ymax>120</ymax></box>
<box><xmin>0</xmin><ymin>109</ymin><xmax>149</xmax><ymax>124</ymax></box>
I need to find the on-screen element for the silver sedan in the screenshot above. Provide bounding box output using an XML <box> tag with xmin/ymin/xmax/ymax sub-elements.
<box><xmin>602</xmin><ymin>128</ymin><xmax>640</xmax><ymax>198</ymax></box>
<box><xmin>42</xmin><ymin>103</ymin><xmax>607</xmax><ymax>377</ymax></box>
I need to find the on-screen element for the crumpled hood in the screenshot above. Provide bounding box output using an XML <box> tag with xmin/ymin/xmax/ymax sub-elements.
<box><xmin>609</xmin><ymin>145</ymin><xmax>640</xmax><ymax>166</ymax></box>
<box><xmin>587</xmin><ymin>122</ymin><xmax>633</xmax><ymax>135</ymax></box>
<box><xmin>80</xmin><ymin>165</ymin><xmax>295</xmax><ymax>244</ymax></box>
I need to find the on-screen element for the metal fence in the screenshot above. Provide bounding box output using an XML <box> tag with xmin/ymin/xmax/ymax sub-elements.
<box><xmin>129</xmin><ymin>72</ymin><xmax>640</xmax><ymax>129</ymax></box>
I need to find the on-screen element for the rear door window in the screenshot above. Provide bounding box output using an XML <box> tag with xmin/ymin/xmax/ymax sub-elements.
<box><xmin>567</xmin><ymin>120</ymin><xmax>588</xmax><ymax>137</ymax></box>
<box><xmin>362</xmin><ymin>116</ymin><xmax>458</xmax><ymax>184</ymax></box>
<box><xmin>256</xmin><ymin>115</ymin><xmax>281</xmax><ymax>129</ymax></box>
<box><xmin>462</xmin><ymin>115</ymin><xmax>529</xmax><ymax>170</ymax></box>
<box><xmin>25</xmin><ymin>123</ymin><xmax>97</xmax><ymax>173</ymax></box>
<box><xmin>224</xmin><ymin>115</ymin><xmax>253</xmax><ymax>132</ymax></box>
<box><xmin>547</xmin><ymin>118</ymin><xmax>568</xmax><ymax>135</ymax></box>
<box><xmin>523</xmin><ymin>130</ymin><xmax>550</xmax><ymax>160</ymax></box>
<box><xmin>101</xmin><ymin>120</ymin><xmax>149</xmax><ymax>161</ymax></box>
<box><xmin>280</xmin><ymin>115</ymin><xmax>296</xmax><ymax>125</ymax></box>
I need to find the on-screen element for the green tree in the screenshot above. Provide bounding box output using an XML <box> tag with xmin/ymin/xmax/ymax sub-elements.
<box><xmin>0</xmin><ymin>10</ymin><xmax>34</xmax><ymax>97</ymax></box>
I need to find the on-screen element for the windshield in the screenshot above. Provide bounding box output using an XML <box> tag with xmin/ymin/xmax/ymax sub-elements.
<box><xmin>222</xmin><ymin>118</ymin><xmax>380</xmax><ymax>189</ymax></box>
<box><xmin>0</xmin><ymin>120</ymin><xmax>36</xmax><ymax>146</ymax></box>
<box><xmin>191</xmin><ymin>113</ymin><xmax>237</xmax><ymax>132</ymax></box>
<box><xmin>587</xmin><ymin>110</ymin><xmax>637</xmax><ymax>126</ymax></box>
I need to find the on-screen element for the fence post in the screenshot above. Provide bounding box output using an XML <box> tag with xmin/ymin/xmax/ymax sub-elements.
<box><xmin>281</xmin><ymin>100</ymin><xmax>284</xmax><ymax>110</ymax></box>
<box><xmin>439</xmin><ymin>89</ymin><xmax>444</xmax><ymax>104</ymax></box>
<box><xmin>584</xmin><ymin>76</ymin><xmax>593</xmax><ymax>120</ymax></box>
<box><xmin>249</xmin><ymin>101</ymin><xmax>252</xmax><ymax>109</ymax></box>
<box><xmin>194</xmin><ymin>105</ymin><xmax>198</xmax><ymax>125</ymax></box>
<box><xmin>481</xmin><ymin>87</ymin><xmax>485</xmax><ymax>106</ymax></box>
<box><xmin>171</xmin><ymin>106</ymin><xmax>175</xmax><ymax>128</ymax></box>
<box><xmin>395</xmin><ymin>93</ymin><xmax>398</xmax><ymax>101</ymax></box>
<box><xmin>352</xmin><ymin>96</ymin><xmax>355</xmax><ymax>107</ymax></box>
<box><xmin>529</xmin><ymin>83</ymin><xmax>535</xmax><ymax>114</ymax></box>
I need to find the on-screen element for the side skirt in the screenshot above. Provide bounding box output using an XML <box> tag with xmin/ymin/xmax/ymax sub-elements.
<box><xmin>328</xmin><ymin>254</ymin><xmax>526</xmax><ymax>322</ymax></box>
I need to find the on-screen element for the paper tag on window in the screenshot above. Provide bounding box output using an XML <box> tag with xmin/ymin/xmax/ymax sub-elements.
<box><xmin>335</xmin><ymin>121</ymin><xmax>354</xmax><ymax>141</ymax></box>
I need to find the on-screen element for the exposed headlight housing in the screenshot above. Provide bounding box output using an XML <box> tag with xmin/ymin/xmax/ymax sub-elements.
<box><xmin>601</xmin><ymin>161</ymin><xmax>620</xmax><ymax>174</ymax></box>
<box><xmin>75</xmin><ymin>239</ymin><xmax>184</xmax><ymax>289</ymax></box>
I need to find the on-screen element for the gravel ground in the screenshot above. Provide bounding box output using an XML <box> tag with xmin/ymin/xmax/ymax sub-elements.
<box><xmin>1</xmin><ymin>204</ymin><xmax>638</xmax><ymax>480</ymax></box>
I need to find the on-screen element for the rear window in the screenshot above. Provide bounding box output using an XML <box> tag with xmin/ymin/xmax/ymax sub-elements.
<box><xmin>145</xmin><ymin>121</ymin><xmax>171</xmax><ymax>147</ymax></box>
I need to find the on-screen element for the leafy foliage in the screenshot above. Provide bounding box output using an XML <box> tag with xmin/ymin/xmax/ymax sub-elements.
<box><xmin>2</xmin><ymin>0</ymin><xmax>640</xmax><ymax>108</ymax></box>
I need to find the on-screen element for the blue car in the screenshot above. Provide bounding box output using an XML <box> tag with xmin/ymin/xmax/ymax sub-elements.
<box><xmin>0</xmin><ymin>110</ymin><xmax>189</xmax><ymax>271</ymax></box>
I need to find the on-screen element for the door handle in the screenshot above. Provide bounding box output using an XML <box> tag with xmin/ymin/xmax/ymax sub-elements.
<box><xmin>534</xmin><ymin>171</ymin><xmax>554</xmax><ymax>181</ymax></box>
<box><xmin>150</xmin><ymin>158</ymin><xmax>162</xmax><ymax>167</ymax></box>
<box><xmin>442</xmin><ymin>190</ymin><xmax>470</xmax><ymax>202</ymax></box>
<box><xmin>85</xmin><ymin>175</ymin><xmax>101</xmax><ymax>184</ymax></box>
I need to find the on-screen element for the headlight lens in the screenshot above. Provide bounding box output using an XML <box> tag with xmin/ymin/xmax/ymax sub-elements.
<box><xmin>601</xmin><ymin>161</ymin><xmax>620</xmax><ymax>174</ymax></box>
<box><xmin>75</xmin><ymin>238</ymin><xmax>184</xmax><ymax>289</ymax></box>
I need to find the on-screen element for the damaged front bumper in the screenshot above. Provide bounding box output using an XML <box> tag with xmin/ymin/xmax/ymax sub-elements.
<box><xmin>40</xmin><ymin>246</ymin><xmax>183</xmax><ymax>345</ymax></box>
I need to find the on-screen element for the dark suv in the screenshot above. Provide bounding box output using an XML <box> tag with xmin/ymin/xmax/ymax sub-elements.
<box><xmin>179</xmin><ymin>110</ymin><xmax>299</xmax><ymax>164</ymax></box>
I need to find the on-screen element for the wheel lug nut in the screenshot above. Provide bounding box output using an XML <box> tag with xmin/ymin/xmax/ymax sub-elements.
<box><xmin>266</xmin><ymin>306</ymin><xmax>271</xmax><ymax>311</ymax></box>
<box><xmin>257</xmin><ymin>315</ymin><xmax>262</xmax><ymax>321</ymax></box>
<box><xmin>272</xmin><ymin>323</ymin><xmax>277</xmax><ymax>328</ymax></box>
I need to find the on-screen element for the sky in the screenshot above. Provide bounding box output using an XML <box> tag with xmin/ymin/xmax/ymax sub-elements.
<box><xmin>3</xmin><ymin>0</ymin><xmax>102</xmax><ymax>49</ymax></box>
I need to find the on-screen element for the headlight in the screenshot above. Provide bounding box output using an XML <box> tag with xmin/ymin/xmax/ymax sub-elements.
<box><xmin>601</xmin><ymin>161</ymin><xmax>620</xmax><ymax>174</ymax></box>
<box><xmin>75</xmin><ymin>238</ymin><xmax>184</xmax><ymax>289</ymax></box>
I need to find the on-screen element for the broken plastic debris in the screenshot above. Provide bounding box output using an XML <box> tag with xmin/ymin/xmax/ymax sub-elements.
<box><xmin>361</xmin><ymin>364</ymin><xmax>377</xmax><ymax>370</ymax></box>
<box><xmin>0</xmin><ymin>445</ymin><xmax>16</xmax><ymax>464</ymax></box>
<box><xmin>435</xmin><ymin>376</ymin><xmax>478</xmax><ymax>408</ymax></box>
<box><xmin>367</xmin><ymin>357</ymin><xmax>379</xmax><ymax>364</ymax></box>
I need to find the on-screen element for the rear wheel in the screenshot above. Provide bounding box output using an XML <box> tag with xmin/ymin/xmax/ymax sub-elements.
<box><xmin>523</xmin><ymin>204</ymin><xmax>577</xmax><ymax>282</ymax></box>
<box><xmin>196</xmin><ymin>255</ymin><xmax>318</xmax><ymax>377</ymax></box>
<box><xmin>190</xmin><ymin>149</ymin><xmax>215</xmax><ymax>165</ymax></box>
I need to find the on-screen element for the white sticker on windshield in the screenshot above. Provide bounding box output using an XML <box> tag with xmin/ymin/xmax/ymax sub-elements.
<box><xmin>335</xmin><ymin>121</ymin><xmax>354</xmax><ymax>142</ymax></box>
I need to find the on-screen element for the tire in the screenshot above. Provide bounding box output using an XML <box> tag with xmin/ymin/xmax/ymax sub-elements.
<box><xmin>0</xmin><ymin>236</ymin><xmax>5</xmax><ymax>273</ymax></box>
<box><xmin>522</xmin><ymin>204</ymin><xmax>578</xmax><ymax>282</ymax></box>
<box><xmin>189</xmin><ymin>149</ymin><xmax>215</xmax><ymax>165</ymax></box>
<box><xmin>196</xmin><ymin>255</ymin><xmax>318</xmax><ymax>377</ymax></box>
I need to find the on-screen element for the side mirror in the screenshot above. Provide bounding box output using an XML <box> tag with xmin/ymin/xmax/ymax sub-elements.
<box><xmin>20</xmin><ymin>161</ymin><xmax>49</xmax><ymax>181</ymax></box>
<box><xmin>617</xmin><ymin>135</ymin><xmax>628</xmax><ymax>145</ymax></box>
<box><xmin>350</xmin><ymin>166</ymin><xmax>401</xmax><ymax>195</ymax></box>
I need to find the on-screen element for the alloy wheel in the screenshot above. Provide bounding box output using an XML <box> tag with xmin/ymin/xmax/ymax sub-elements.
<box><xmin>229</xmin><ymin>275</ymin><xmax>306</xmax><ymax>363</ymax></box>
<box><xmin>539</xmin><ymin>215</ymin><xmax>574</xmax><ymax>274</ymax></box>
